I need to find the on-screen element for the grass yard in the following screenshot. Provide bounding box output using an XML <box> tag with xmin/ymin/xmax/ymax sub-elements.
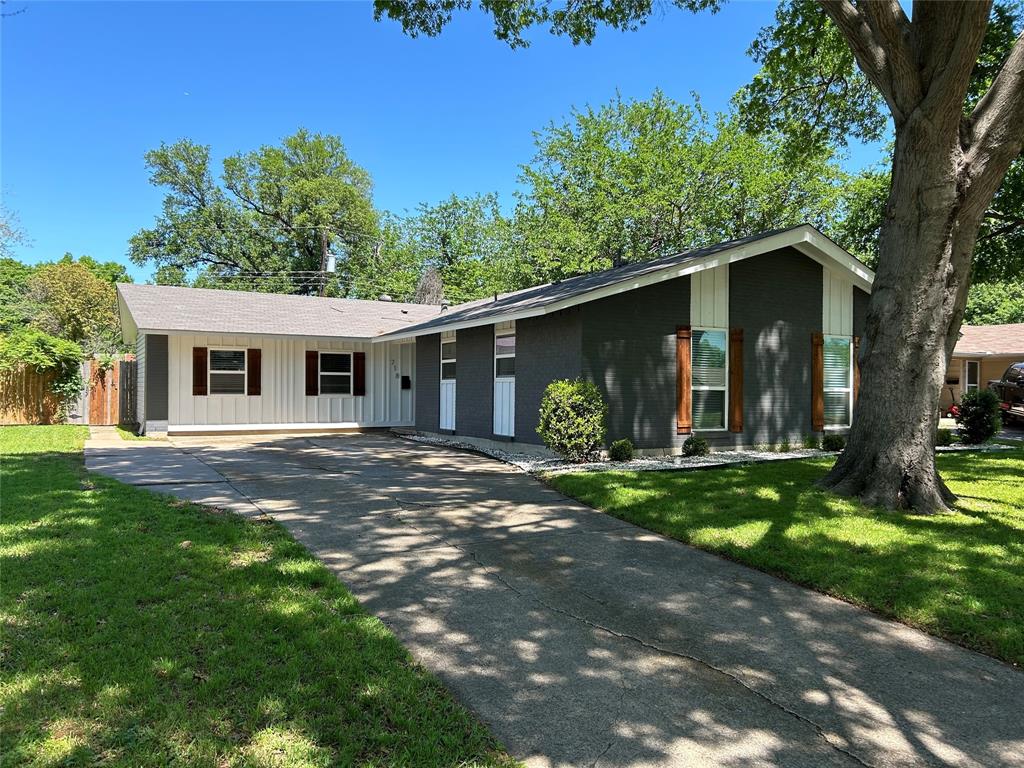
<box><xmin>548</xmin><ymin>448</ymin><xmax>1024</xmax><ymax>667</ymax></box>
<box><xmin>0</xmin><ymin>426</ymin><xmax>516</xmax><ymax>767</ymax></box>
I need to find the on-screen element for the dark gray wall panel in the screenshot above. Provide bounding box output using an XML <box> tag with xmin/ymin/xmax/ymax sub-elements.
<box><xmin>455</xmin><ymin>324</ymin><xmax>494</xmax><ymax>439</ymax></box>
<box><xmin>853</xmin><ymin>286</ymin><xmax>870</xmax><ymax>341</ymax></box>
<box><xmin>580</xmin><ymin>277</ymin><xmax>690</xmax><ymax>449</ymax></box>
<box><xmin>725</xmin><ymin>247</ymin><xmax>823</xmax><ymax>447</ymax></box>
<box><xmin>415</xmin><ymin>334</ymin><xmax>440</xmax><ymax>432</ymax></box>
<box><xmin>145</xmin><ymin>334</ymin><xmax>168</xmax><ymax>421</ymax></box>
<box><xmin>515</xmin><ymin>309</ymin><xmax>583</xmax><ymax>443</ymax></box>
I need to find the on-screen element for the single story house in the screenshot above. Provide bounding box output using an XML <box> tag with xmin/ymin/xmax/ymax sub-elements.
<box><xmin>940</xmin><ymin>323</ymin><xmax>1024</xmax><ymax>414</ymax></box>
<box><xmin>117</xmin><ymin>224</ymin><xmax>874</xmax><ymax>451</ymax></box>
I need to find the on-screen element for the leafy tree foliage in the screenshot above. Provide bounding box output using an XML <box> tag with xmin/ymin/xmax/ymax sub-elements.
<box><xmin>515</xmin><ymin>91</ymin><xmax>848</xmax><ymax>282</ymax></box>
<box><xmin>129</xmin><ymin>130</ymin><xmax>378</xmax><ymax>295</ymax></box>
<box><xmin>964</xmin><ymin>281</ymin><xmax>1024</xmax><ymax>325</ymax></box>
<box><xmin>0</xmin><ymin>327</ymin><xmax>84</xmax><ymax>416</ymax></box>
<box><xmin>0</xmin><ymin>204</ymin><xmax>30</xmax><ymax>258</ymax></box>
<box><xmin>28</xmin><ymin>259</ymin><xmax>121</xmax><ymax>353</ymax></box>
<box><xmin>0</xmin><ymin>257</ymin><xmax>39</xmax><ymax>332</ymax></box>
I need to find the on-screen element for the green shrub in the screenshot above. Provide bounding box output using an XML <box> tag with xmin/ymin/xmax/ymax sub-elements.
<box><xmin>0</xmin><ymin>328</ymin><xmax>84</xmax><ymax>418</ymax></box>
<box><xmin>779</xmin><ymin>438</ymin><xmax>792</xmax><ymax>453</ymax></box>
<box><xmin>537</xmin><ymin>379</ymin><xmax>608</xmax><ymax>462</ymax></box>
<box><xmin>608</xmin><ymin>438</ymin><xmax>634</xmax><ymax>462</ymax></box>
<box><xmin>822</xmin><ymin>433</ymin><xmax>846</xmax><ymax>452</ymax></box>
<box><xmin>802</xmin><ymin>434</ymin><xmax>821</xmax><ymax>450</ymax></box>
<box><xmin>682</xmin><ymin>435</ymin><xmax>710</xmax><ymax>457</ymax></box>
<box><xmin>955</xmin><ymin>389</ymin><xmax>1002</xmax><ymax>445</ymax></box>
<box><xmin>936</xmin><ymin>428</ymin><xmax>954</xmax><ymax>447</ymax></box>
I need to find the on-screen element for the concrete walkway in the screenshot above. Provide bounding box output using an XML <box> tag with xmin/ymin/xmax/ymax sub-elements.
<box><xmin>84</xmin><ymin>429</ymin><xmax>1024</xmax><ymax>768</ymax></box>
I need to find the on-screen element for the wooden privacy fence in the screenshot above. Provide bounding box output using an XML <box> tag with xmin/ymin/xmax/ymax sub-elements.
<box><xmin>1</xmin><ymin>356</ymin><xmax>137</xmax><ymax>426</ymax></box>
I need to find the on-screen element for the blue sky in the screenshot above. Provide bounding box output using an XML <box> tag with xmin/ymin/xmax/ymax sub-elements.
<box><xmin>2</xmin><ymin>1</ymin><xmax>881</xmax><ymax>282</ymax></box>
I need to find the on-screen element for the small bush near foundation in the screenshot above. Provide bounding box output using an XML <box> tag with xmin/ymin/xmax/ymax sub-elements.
<box><xmin>802</xmin><ymin>434</ymin><xmax>821</xmax><ymax>450</ymax></box>
<box><xmin>936</xmin><ymin>428</ymin><xmax>954</xmax><ymax>447</ymax></box>
<box><xmin>822</xmin><ymin>433</ymin><xmax>846</xmax><ymax>452</ymax></box>
<box><xmin>537</xmin><ymin>379</ymin><xmax>608</xmax><ymax>462</ymax></box>
<box><xmin>608</xmin><ymin>438</ymin><xmax>634</xmax><ymax>462</ymax></box>
<box><xmin>955</xmin><ymin>389</ymin><xmax>1002</xmax><ymax>445</ymax></box>
<box><xmin>778</xmin><ymin>438</ymin><xmax>792</xmax><ymax>453</ymax></box>
<box><xmin>682</xmin><ymin>436</ymin><xmax>710</xmax><ymax>457</ymax></box>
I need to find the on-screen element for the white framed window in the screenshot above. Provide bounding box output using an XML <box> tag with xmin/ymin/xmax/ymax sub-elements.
<box><xmin>494</xmin><ymin>330</ymin><xmax>515</xmax><ymax>379</ymax></box>
<box><xmin>441</xmin><ymin>339</ymin><xmax>456</xmax><ymax>381</ymax></box>
<box><xmin>692</xmin><ymin>328</ymin><xmax>728</xmax><ymax>430</ymax></box>
<box><xmin>965</xmin><ymin>360</ymin><xmax>980</xmax><ymax>392</ymax></box>
<box><xmin>823</xmin><ymin>335</ymin><xmax>853</xmax><ymax>427</ymax></box>
<box><xmin>319</xmin><ymin>352</ymin><xmax>352</xmax><ymax>395</ymax></box>
<box><xmin>209</xmin><ymin>349</ymin><xmax>246</xmax><ymax>395</ymax></box>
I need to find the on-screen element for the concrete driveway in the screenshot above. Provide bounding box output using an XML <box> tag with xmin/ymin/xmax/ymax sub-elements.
<box><xmin>85</xmin><ymin>431</ymin><xmax>1024</xmax><ymax>768</ymax></box>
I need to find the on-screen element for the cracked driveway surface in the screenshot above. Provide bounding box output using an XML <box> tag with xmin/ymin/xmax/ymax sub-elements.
<box><xmin>86</xmin><ymin>432</ymin><xmax>1024</xmax><ymax>768</ymax></box>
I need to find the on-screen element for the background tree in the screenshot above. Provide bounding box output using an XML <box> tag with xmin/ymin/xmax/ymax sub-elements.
<box><xmin>376</xmin><ymin>0</ymin><xmax>1024</xmax><ymax>513</ymax></box>
<box><xmin>0</xmin><ymin>203</ymin><xmax>30</xmax><ymax>258</ymax></box>
<box><xmin>0</xmin><ymin>257</ymin><xmax>39</xmax><ymax>332</ymax></box>
<box><xmin>28</xmin><ymin>258</ymin><xmax>121</xmax><ymax>353</ymax></box>
<box><xmin>515</xmin><ymin>90</ymin><xmax>848</xmax><ymax>283</ymax></box>
<box><xmin>964</xmin><ymin>280</ymin><xmax>1024</xmax><ymax>324</ymax></box>
<box><xmin>129</xmin><ymin>130</ymin><xmax>378</xmax><ymax>295</ymax></box>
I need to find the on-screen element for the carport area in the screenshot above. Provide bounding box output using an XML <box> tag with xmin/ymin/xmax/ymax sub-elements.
<box><xmin>85</xmin><ymin>430</ymin><xmax>1024</xmax><ymax>768</ymax></box>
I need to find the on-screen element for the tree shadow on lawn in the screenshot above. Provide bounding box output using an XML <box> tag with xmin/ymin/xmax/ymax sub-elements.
<box><xmin>0</xmin><ymin>448</ymin><xmax>514</xmax><ymax>767</ymax></box>
<box><xmin>550</xmin><ymin>453</ymin><xmax>1024</xmax><ymax>666</ymax></box>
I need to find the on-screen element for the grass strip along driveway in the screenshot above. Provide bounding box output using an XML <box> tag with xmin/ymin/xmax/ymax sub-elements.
<box><xmin>549</xmin><ymin>447</ymin><xmax>1024</xmax><ymax>667</ymax></box>
<box><xmin>0</xmin><ymin>426</ymin><xmax>515</xmax><ymax>767</ymax></box>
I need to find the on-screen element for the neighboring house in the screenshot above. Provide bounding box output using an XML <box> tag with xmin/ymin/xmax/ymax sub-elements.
<box><xmin>940</xmin><ymin>323</ymin><xmax>1024</xmax><ymax>414</ymax></box>
<box><xmin>117</xmin><ymin>224</ymin><xmax>874</xmax><ymax>450</ymax></box>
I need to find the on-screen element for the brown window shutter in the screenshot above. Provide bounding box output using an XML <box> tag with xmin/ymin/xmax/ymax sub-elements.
<box><xmin>812</xmin><ymin>332</ymin><xmax>824</xmax><ymax>431</ymax></box>
<box><xmin>676</xmin><ymin>326</ymin><xmax>692</xmax><ymax>434</ymax></box>
<box><xmin>305</xmin><ymin>350</ymin><xmax>319</xmax><ymax>396</ymax></box>
<box><xmin>247</xmin><ymin>349</ymin><xmax>262</xmax><ymax>396</ymax></box>
<box><xmin>353</xmin><ymin>351</ymin><xmax>366</xmax><ymax>396</ymax></box>
<box><xmin>729</xmin><ymin>328</ymin><xmax>743</xmax><ymax>433</ymax></box>
<box><xmin>852</xmin><ymin>336</ymin><xmax>861</xmax><ymax>405</ymax></box>
<box><xmin>192</xmin><ymin>347</ymin><xmax>208</xmax><ymax>396</ymax></box>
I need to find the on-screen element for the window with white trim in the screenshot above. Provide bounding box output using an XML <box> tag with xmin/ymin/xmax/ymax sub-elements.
<box><xmin>965</xmin><ymin>360</ymin><xmax>980</xmax><ymax>392</ymax></box>
<box><xmin>319</xmin><ymin>352</ymin><xmax>352</xmax><ymax>395</ymax></box>
<box><xmin>691</xmin><ymin>328</ymin><xmax>727</xmax><ymax>430</ymax></box>
<box><xmin>209</xmin><ymin>349</ymin><xmax>246</xmax><ymax>395</ymax></box>
<box><xmin>441</xmin><ymin>340</ymin><xmax>456</xmax><ymax>381</ymax></box>
<box><xmin>495</xmin><ymin>331</ymin><xmax>515</xmax><ymax>378</ymax></box>
<box><xmin>823</xmin><ymin>335</ymin><xmax>853</xmax><ymax>427</ymax></box>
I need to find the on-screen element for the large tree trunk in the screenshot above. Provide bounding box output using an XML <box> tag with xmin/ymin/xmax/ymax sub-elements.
<box><xmin>820</xmin><ymin>121</ymin><xmax>981</xmax><ymax>513</ymax></box>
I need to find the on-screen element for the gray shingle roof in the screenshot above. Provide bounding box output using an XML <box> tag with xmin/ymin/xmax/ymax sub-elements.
<box><xmin>955</xmin><ymin>324</ymin><xmax>1024</xmax><ymax>356</ymax></box>
<box><xmin>384</xmin><ymin>227</ymin><xmax>809</xmax><ymax>337</ymax></box>
<box><xmin>118</xmin><ymin>283</ymin><xmax>442</xmax><ymax>339</ymax></box>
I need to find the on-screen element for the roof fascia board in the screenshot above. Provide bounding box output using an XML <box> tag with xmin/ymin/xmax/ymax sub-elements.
<box><xmin>136</xmin><ymin>328</ymin><xmax>412</xmax><ymax>344</ymax></box>
<box><xmin>376</xmin><ymin>226</ymin><xmax>874</xmax><ymax>342</ymax></box>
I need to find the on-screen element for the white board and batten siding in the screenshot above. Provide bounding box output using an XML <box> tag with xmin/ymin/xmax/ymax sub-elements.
<box><xmin>822</xmin><ymin>268</ymin><xmax>854</xmax><ymax>336</ymax></box>
<box><xmin>493</xmin><ymin>320</ymin><xmax>515</xmax><ymax>437</ymax></box>
<box><xmin>690</xmin><ymin>263</ymin><xmax>729</xmax><ymax>328</ymax></box>
<box><xmin>439</xmin><ymin>330</ymin><xmax>456</xmax><ymax>431</ymax></box>
<box><xmin>166</xmin><ymin>333</ymin><xmax>414</xmax><ymax>430</ymax></box>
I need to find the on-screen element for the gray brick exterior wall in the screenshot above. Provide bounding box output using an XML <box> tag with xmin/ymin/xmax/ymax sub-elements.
<box><xmin>145</xmin><ymin>334</ymin><xmax>169</xmax><ymax>421</ymax></box>
<box><xmin>415</xmin><ymin>334</ymin><xmax>440</xmax><ymax>432</ymax></box>
<box><xmin>455</xmin><ymin>324</ymin><xmax>494</xmax><ymax>439</ymax></box>
<box><xmin>515</xmin><ymin>308</ymin><xmax>583</xmax><ymax>443</ymax></box>
<box><xmin>580</xmin><ymin>277</ymin><xmax>690</xmax><ymax>449</ymax></box>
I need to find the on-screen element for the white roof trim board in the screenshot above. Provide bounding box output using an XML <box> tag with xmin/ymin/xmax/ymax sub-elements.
<box><xmin>374</xmin><ymin>224</ymin><xmax>874</xmax><ymax>342</ymax></box>
<box><xmin>117</xmin><ymin>225</ymin><xmax>874</xmax><ymax>345</ymax></box>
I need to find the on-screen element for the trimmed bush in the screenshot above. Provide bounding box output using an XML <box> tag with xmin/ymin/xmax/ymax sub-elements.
<box><xmin>682</xmin><ymin>435</ymin><xmax>710</xmax><ymax>457</ymax></box>
<box><xmin>779</xmin><ymin>438</ymin><xmax>792</xmax><ymax>453</ymax></box>
<box><xmin>608</xmin><ymin>438</ymin><xmax>634</xmax><ymax>462</ymax></box>
<box><xmin>802</xmin><ymin>434</ymin><xmax>821</xmax><ymax>450</ymax></box>
<box><xmin>537</xmin><ymin>379</ymin><xmax>608</xmax><ymax>462</ymax></box>
<box><xmin>955</xmin><ymin>389</ymin><xmax>1002</xmax><ymax>445</ymax></box>
<box><xmin>936</xmin><ymin>428</ymin><xmax>954</xmax><ymax>447</ymax></box>
<box><xmin>822</xmin><ymin>433</ymin><xmax>846</xmax><ymax>452</ymax></box>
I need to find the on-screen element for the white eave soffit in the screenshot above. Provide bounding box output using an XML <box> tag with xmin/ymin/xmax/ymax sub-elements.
<box><xmin>373</xmin><ymin>225</ymin><xmax>874</xmax><ymax>342</ymax></box>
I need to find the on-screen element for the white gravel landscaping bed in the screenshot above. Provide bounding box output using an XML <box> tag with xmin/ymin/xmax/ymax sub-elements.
<box><xmin>401</xmin><ymin>433</ymin><xmax>833</xmax><ymax>475</ymax></box>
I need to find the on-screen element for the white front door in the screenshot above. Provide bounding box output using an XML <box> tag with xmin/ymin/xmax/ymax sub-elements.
<box><xmin>440</xmin><ymin>335</ymin><xmax>456</xmax><ymax>431</ymax></box>
<box><xmin>493</xmin><ymin>325</ymin><xmax>515</xmax><ymax>437</ymax></box>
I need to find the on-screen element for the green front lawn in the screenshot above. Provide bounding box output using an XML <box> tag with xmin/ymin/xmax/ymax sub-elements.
<box><xmin>0</xmin><ymin>426</ymin><xmax>515</xmax><ymax>767</ymax></box>
<box><xmin>548</xmin><ymin>448</ymin><xmax>1024</xmax><ymax>666</ymax></box>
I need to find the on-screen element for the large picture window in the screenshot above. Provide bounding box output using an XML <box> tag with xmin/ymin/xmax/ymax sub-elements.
<box><xmin>823</xmin><ymin>335</ymin><xmax>853</xmax><ymax>427</ymax></box>
<box><xmin>495</xmin><ymin>332</ymin><xmax>515</xmax><ymax>378</ymax></box>
<box><xmin>691</xmin><ymin>328</ymin><xmax>727</xmax><ymax>430</ymax></box>
<box><xmin>441</xmin><ymin>340</ymin><xmax>457</xmax><ymax>380</ymax></box>
<box><xmin>209</xmin><ymin>349</ymin><xmax>246</xmax><ymax>395</ymax></box>
<box><xmin>320</xmin><ymin>352</ymin><xmax>352</xmax><ymax>395</ymax></box>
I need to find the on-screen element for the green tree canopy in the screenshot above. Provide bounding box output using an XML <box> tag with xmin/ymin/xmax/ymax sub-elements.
<box><xmin>28</xmin><ymin>259</ymin><xmax>121</xmax><ymax>354</ymax></box>
<box><xmin>129</xmin><ymin>129</ymin><xmax>379</xmax><ymax>295</ymax></box>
